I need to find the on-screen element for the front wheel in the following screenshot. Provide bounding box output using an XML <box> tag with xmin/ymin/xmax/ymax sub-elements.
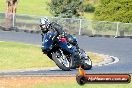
<box><xmin>52</xmin><ymin>50</ymin><xmax>71</xmax><ymax>71</ymax></box>
<box><xmin>79</xmin><ymin>49</ymin><xmax>92</xmax><ymax>70</ymax></box>
<box><xmin>83</xmin><ymin>56</ymin><xmax>92</xmax><ymax>70</ymax></box>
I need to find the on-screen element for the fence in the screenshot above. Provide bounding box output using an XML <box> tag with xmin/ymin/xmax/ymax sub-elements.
<box><xmin>0</xmin><ymin>12</ymin><xmax>132</xmax><ymax>37</ymax></box>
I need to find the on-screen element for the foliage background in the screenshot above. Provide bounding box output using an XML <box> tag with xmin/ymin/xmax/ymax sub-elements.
<box><xmin>94</xmin><ymin>0</ymin><xmax>132</xmax><ymax>23</ymax></box>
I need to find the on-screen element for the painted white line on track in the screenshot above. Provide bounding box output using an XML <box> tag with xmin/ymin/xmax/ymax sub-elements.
<box><xmin>94</xmin><ymin>54</ymin><xmax>119</xmax><ymax>67</ymax></box>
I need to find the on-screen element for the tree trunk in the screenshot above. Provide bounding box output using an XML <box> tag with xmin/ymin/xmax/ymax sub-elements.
<box><xmin>5</xmin><ymin>0</ymin><xmax>17</xmax><ymax>30</ymax></box>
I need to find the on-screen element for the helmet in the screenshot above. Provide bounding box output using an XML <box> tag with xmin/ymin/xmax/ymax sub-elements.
<box><xmin>40</xmin><ymin>17</ymin><xmax>50</xmax><ymax>32</ymax></box>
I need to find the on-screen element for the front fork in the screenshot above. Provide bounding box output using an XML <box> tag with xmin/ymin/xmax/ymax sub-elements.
<box><xmin>71</xmin><ymin>48</ymin><xmax>88</xmax><ymax>68</ymax></box>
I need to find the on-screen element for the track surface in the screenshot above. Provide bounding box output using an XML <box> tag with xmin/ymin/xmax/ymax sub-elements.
<box><xmin>0</xmin><ymin>31</ymin><xmax>132</xmax><ymax>75</ymax></box>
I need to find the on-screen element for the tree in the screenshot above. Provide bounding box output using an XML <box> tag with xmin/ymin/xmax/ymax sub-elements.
<box><xmin>84</xmin><ymin>4</ymin><xmax>95</xmax><ymax>12</ymax></box>
<box><xmin>5</xmin><ymin>0</ymin><xmax>18</xmax><ymax>30</ymax></box>
<box><xmin>94</xmin><ymin>0</ymin><xmax>132</xmax><ymax>23</ymax></box>
<box><xmin>48</xmin><ymin>0</ymin><xmax>84</xmax><ymax>18</ymax></box>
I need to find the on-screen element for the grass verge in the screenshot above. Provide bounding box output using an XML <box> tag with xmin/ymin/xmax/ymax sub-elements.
<box><xmin>0</xmin><ymin>76</ymin><xmax>131</xmax><ymax>88</ymax></box>
<box><xmin>0</xmin><ymin>0</ymin><xmax>94</xmax><ymax>19</ymax></box>
<box><xmin>0</xmin><ymin>41</ymin><xmax>103</xmax><ymax>70</ymax></box>
<box><xmin>0</xmin><ymin>0</ymin><xmax>51</xmax><ymax>16</ymax></box>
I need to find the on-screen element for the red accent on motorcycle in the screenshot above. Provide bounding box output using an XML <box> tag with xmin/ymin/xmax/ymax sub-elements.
<box><xmin>59</xmin><ymin>38</ymin><xmax>67</xmax><ymax>42</ymax></box>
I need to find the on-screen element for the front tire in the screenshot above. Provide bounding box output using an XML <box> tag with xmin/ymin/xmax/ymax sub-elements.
<box><xmin>83</xmin><ymin>56</ymin><xmax>92</xmax><ymax>70</ymax></box>
<box><xmin>52</xmin><ymin>50</ymin><xmax>71</xmax><ymax>71</ymax></box>
<box><xmin>79</xmin><ymin>49</ymin><xmax>92</xmax><ymax>70</ymax></box>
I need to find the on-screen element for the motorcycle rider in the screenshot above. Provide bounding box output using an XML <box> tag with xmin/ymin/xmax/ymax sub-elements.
<box><xmin>40</xmin><ymin>17</ymin><xmax>81</xmax><ymax>68</ymax></box>
<box><xmin>40</xmin><ymin>17</ymin><xmax>66</xmax><ymax>37</ymax></box>
<box><xmin>40</xmin><ymin>17</ymin><xmax>79</xmax><ymax>51</ymax></box>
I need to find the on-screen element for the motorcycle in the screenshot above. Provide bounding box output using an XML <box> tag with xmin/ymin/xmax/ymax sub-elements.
<box><xmin>41</xmin><ymin>31</ymin><xmax>92</xmax><ymax>71</ymax></box>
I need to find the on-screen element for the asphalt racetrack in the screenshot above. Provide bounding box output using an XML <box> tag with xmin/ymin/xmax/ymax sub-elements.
<box><xmin>0</xmin><ymin>31</ymin><xmax>132</xmax><ymax>75</ymax></box>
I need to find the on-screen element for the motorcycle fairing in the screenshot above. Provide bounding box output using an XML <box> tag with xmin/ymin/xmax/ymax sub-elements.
<box><xmin>42</xmin><ymin>32</ymin><xmax>56</xmax><ymax>51</ymax></box>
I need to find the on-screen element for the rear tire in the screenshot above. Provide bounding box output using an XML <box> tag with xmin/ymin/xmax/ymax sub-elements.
<box><xmin>52</xmin><ymin>50</ymin><xmax>71</xmax><ymax>71</ymax></box>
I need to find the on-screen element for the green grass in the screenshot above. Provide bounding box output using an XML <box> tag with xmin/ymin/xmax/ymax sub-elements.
<box><xmin>0</xmin><ymin>42</ymin><xmax>55</xmax><ymax>70</ymax></box>
<box><xmin>0</xmin><ymin>0</ymin><xmax>6</xmax><ymax>12</ymax></box>
<box><xmin>1</xmin><ymin>76</ymin><xmax>131</xmax><ymax>88</ymax></box>
<box><xmin>83</xmin><ymin>12</ymin><xmax>94</xmax><ymax>20</ymax></box>
<box><xmin>0</xmin><ymin>41</ymin><xmax>103</xmax><ymax>70</ymax></box>
<box><xmin>17</xmin><ymin>0</ymin><xmax>51</xmax><ymax>16</ymax></box>
<box><xmin>23</xmin><ymin>77</ymin><xmax>132</xmax><ymax>88</ymax></box>
<box><xmin>31</xmin><ymin>83</ymin><xmax>132</xmax><ymax>88</ymax></box>
<box><xmin>0</xmin><ymin>0</ymin><xmax>51</xmax><ymax>16</ymax></box>
<box><xmin>0</xmin><ymin>0</ymin><xmax>94</xmax><ymax>19</ymax></box>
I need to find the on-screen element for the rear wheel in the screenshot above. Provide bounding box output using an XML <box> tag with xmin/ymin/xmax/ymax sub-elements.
<box><xmin>52</xmin><ymin>50</ymin><xmax>71</xmax><ymax>71</ymax></box>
